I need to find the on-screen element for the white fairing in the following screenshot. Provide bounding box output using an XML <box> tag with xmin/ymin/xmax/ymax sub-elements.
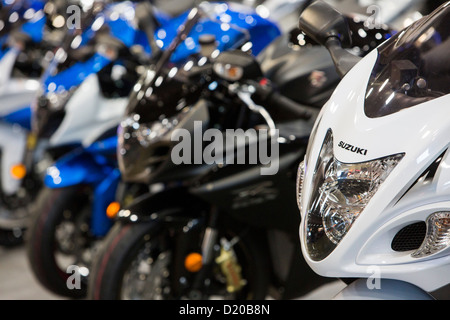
<box><xmin>333</xmin><ymin>279</ymin><xmax>434</xmax><ymax>300</ymax></box>
<box><xmin>0</xmin><ymin>49</ymin><xmax>40</xmax><ymax>116</ymax></box>
<box><xmin>49</xmin><ymin>74</ymin><xmax>128</xmax><ymax>147</ymax></box>
<box><xmin>0</xmin><ymin>49</ymin><xmax>39</xmax><ymax>195</ymax></box>
<box><xmin>300</xmin><ymin>49</ymin><xmax>450</xmax><ymax>292</ymax></box>
<box><xmin>0</xmin><ymin>49</ymin><xmax>18</xmax><ymax>87</ymax></box>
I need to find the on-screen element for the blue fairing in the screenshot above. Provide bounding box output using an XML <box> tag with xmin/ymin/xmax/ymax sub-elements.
<box><xmin>43</xmin><ymin>53</ymin><xmax>112</xmax><ymax>93</ymax></box>
<box><xmin>1</xmin><ymin>0</ymin><xmax>45</xmax><ymax>11</ymax></box>
<box><xmin>0</xmin><ymin>0</ymin><xmax>46</xmax><ymax>57</ymax></box>
<box><xmin>19</xmin><ymin>11</ymin><xmax>46</xmax><ymax>43</ymax></box>
<box><xmin>41</xmin><ymin>1</ymin><xmax>280</xmax><ymax>92</ymax></box>
<box><xmin>0</xmin><ymin>106</ymin><xmax>31</xmax><ymax>130</ymax></box>
<box><xmin>45</xmin><ymin>136</ymin><xmax>117</xmax><ymax>188</ymax></box>
<box><xmin>45</xmin><ymin>136</ymin><xmax>119</xmax><ymax>236</ymax></box>
<box><xmin>45</xmin><ymin>150</ymin><xmax>111</xmax><ymax>188</ymax></box>
<box><xmin>78</xmin><ymin>3</ymin><xmax>172</xmax><ymax>48</ymax></box>
<box><xmin>160</xmin><ymin>3</ymin><xmax>281</xmax><ymax>62</ymax></box>
<box><xmin>91</xmin><ymin>168</ymin><xmax>120</xmax><ymax>236</ymax></box>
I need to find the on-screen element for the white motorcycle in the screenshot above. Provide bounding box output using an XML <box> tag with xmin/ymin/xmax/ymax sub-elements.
<box><xmin>296</xmin><ymin>0</ymin><xmax>450</xmax><ymax>299</ymax></box>
<box><xmin>0</xmin><ymin>1</ymin><xmax>73</xmax><ymax>244</ymax></box>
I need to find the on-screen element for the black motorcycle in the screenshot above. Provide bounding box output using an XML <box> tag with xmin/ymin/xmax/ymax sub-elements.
<box><xmin>87</xmin><ymin>5</ymin><xmax>392</xmax><ymax>299</ymax></box>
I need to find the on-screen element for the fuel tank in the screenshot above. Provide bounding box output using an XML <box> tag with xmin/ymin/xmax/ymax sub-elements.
<box><xmin>257</xmin><ymin>29</ymin><xmax>340</xmax><ymax>108</ymax></box>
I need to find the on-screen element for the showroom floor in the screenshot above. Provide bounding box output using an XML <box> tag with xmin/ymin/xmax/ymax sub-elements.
<box><xmin>0</xmin><ymin>245</ymin><xmax>347</xmax><ymax>300</ymax></box>
<box><xmin>2</xmin><ymin>245</ymin><xmax>450</xmax><ymax>300</ymax></box>
<box><xmin>0</xmin><ymin>246</ymin><xmax>62</xmax><ymax>300</ymax></box>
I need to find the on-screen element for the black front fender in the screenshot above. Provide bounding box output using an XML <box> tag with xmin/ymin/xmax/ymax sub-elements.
<box><xmin>115</xmin><ymin>187</ymin><xmax>208</xmax><ymax>226</ymax></box>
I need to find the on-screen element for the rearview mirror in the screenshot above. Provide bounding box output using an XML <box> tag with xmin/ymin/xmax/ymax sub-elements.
<box><xmin>299</xmin><ymin>1</ymin><xmax>361</xmax><ymax>78</ymax></box>
<box><xmin>298</xmin><ymin>1</ymin><xmax>351</xmax><ymax>47</ymax></box>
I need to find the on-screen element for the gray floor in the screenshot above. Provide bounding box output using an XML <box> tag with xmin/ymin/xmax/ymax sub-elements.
<box><xmin>2</xmin><ymin>244</ymin><xmax>450</xmax><ymax>300</ymax></box>
<box><xmin>0</xmin><ymin>245</ymin><xmax>346</xmax><ymax>300</ymax></box>
<box><xmin>0</xmin><ymin>246</ymin><xmax>64</xmax><ymax>300</ymax></box>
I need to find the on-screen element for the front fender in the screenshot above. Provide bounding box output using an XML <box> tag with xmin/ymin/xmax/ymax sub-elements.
<box><xmin>44</xmin><ymin>148</ymin><xmax>115</xmax><ymax>188</ymax></box>
<box><xmin>116</xmin><ymin>187</ymin><xmax>208</xmax><ymax>225</ymax></box>
<box><xmin>333</xmin><ymin>279</ymin><xmax>435</xmax><ymax>300</ymax></box>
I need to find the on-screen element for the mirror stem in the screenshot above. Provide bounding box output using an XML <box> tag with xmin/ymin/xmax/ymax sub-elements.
<box><xmin>325</xmin><ymin>37</ymin><xmax>362</xmax><ymax>78</ymax></box>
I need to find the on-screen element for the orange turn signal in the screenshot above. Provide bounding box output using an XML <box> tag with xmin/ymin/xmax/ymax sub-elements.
<box><xmin>106</xmin><ymin>202</ymin><xmax>121</xmax><ymax>219</ymax></box>
<box><xmin>10</xmin><ymin>164</ymin><xmax>26</xmax><ymax>180</ymax></box>
<box><xmin>184</xmin><ymin>252</ymin><xmax>203</xmax><ymax>272</ymax></box>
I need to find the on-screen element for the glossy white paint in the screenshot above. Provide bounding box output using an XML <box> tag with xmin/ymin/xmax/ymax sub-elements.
<box><xmin>49</xmin><ymin>74</ymin><xmax>128</xmax><ymax>147</ymax></box>
<box><xmin>0</xmin><ymin>123</ymin><xmax>27</xmax><ymax>195</ymax></box>
<box><xmin>299</xmin><ymin>48</ymin><xmax>450</xmax><ymax>292</ymax></box>
<box><xmin>0</xmin><ymin>49</ymin><xmax>40</xmax><ymax>117</ymax></box>
<box><xmin>0</xmin><ymin>49</ymin><xmax>39</xmax><ymax>195</ymax></box>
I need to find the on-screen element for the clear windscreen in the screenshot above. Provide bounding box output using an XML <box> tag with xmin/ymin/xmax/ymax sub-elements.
<box><xmin>364</xmin><ymin>3</ymin><xmax>450</xmax><ymax>118</ymax></box>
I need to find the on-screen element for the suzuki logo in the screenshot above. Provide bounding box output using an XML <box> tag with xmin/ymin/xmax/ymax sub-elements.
<box><xmin>338</xmin><ymin>141</ymin><xmax>368</xmax><ymax>156</ymax></box>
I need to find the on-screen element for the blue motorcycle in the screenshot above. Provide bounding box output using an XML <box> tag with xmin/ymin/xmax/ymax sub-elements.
<box><xmin>25</xmin><ymin>0</ymin><xmax>280</xmax><ymax>298</ymax></box>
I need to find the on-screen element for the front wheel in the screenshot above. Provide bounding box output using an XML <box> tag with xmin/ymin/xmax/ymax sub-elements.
<box><xmin>88</xmin><ymin>219</ymin><xmax>270</xmax><ymax>300</ymax></box>
<box><xmin>26</xmin><ymin>186</ymin><xmax>98</xmax><ymax>298</ymax></box>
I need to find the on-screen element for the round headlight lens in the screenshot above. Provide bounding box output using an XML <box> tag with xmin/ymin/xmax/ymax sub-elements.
<box><xmin>117</xmin><ymin>114</ymin><xmax>180</xmax><ymax>183</ymax></box>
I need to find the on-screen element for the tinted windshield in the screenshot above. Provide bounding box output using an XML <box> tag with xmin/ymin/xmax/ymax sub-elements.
<box><xmin>364</xmin><ymin>3</ymin><xmax>450</xmax><ymax>118</ymax></box>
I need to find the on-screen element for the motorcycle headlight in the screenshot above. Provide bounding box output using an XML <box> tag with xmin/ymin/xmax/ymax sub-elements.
<box><xmin>117</xmin><ymin>114</ymin><xmax>176</xmax><ymax>183</ymax></box>
<box><xmin>300</xmin><ymin>129</ymin><xmax>404</xmax><ymax>261</ymax></box>
<box><xmin>119</xmin><ymin>115</ymin><xmax>174</xmax><ymax>149</ymax></box>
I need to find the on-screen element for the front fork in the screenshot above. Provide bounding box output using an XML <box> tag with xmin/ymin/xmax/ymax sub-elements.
<box><xmin>188</xmin><ymin>207</ymin><xmax>246</xmax><ymax>298</ymax></box>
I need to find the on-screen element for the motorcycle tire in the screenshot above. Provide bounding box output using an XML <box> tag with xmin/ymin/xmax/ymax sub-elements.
<box><xmin>26</xmin><ymin>186</ymin><xmax>93</xmax><ymax>299</ymax></box>
<box><xmin>88</xmin><ymin>220</ymin><xmax>270</xmax><ymax>300</ymax></box>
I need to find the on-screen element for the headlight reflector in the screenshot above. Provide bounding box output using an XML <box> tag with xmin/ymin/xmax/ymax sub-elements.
<box><xmin>302</xmin><ymin>130</ymin><xmax>404</xmax><ymax>261</ymax></box>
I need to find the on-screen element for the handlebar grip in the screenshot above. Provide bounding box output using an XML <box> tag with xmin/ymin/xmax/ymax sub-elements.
<box><xmin>251</xmin><ymin>82</ymin><xmax>315</xmax><ymax>120</ymax></box>
<box><xmin>268</xmin><ymin>91</ymin><xmax>314</xmax><ymax>120</ymax></box>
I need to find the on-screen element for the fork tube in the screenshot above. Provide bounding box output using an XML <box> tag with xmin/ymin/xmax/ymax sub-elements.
<box><xmin>201</xmin><ymin>206</ymin><xmax>219</xmax><ymax>264</ymax></box>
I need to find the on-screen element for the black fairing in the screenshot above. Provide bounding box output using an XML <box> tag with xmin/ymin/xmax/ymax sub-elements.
<box><xmin>189</xmin><ymin>137</ymin><xmax>308</xmax><ymax>233</ymax></box>
<box><xmin>257</xmin><ymin>13</ymin><xmax>393</xmax><ymax>108</ymax></box>
<box><xmin>257</xmin><ymin>30</ymin><xmax>340</xmax><ymax>108</ymax></box>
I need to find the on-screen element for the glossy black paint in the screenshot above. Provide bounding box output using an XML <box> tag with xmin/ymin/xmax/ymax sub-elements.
<box><xmin>258</xmin><ymin>30</ymin><xmax>340</xmax><ymax>108</ymax></box>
